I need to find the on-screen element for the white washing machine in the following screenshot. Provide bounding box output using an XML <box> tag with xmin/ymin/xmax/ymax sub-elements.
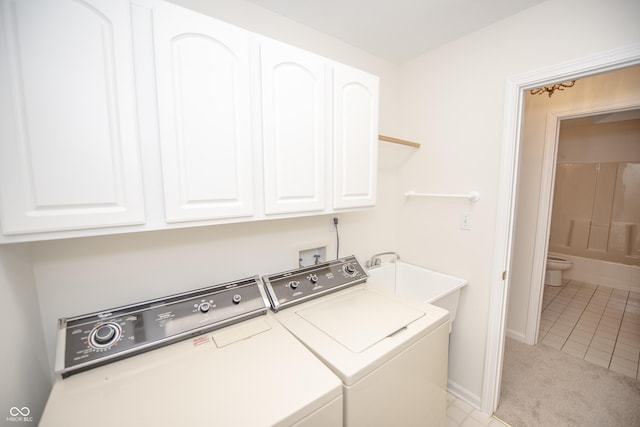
<box><xmin>40</xmin><ymin>276</ymin><xmax>342</xmax><ymax>427</ymax></box>
<box><xmin>263</xmin><ymin>256</ymin><xmax>450</xmax><ymax>427</ymax></box>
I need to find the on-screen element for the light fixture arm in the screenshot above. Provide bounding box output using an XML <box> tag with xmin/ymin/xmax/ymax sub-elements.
<box><xmin>530</xmin><ymin>80</ymin><xmax>576</xmax><ymax>97</ymax></box>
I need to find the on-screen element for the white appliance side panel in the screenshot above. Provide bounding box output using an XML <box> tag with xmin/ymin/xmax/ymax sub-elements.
<box><xmin>344</xmin><ymin>321</ymin><xmax>449</xmax><ymax>427</ymax></box>
<box><xmin>290</xmin><ymin>395</ymin><xmax>343</xmax><ymax>427</ymax></box>
<box><xmin>40</xmin><ymin>316</ymin><xmax>342</xmax><ymax>427</ymax></box>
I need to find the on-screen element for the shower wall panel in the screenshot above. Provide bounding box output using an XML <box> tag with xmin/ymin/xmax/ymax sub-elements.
<box><xmin>549</xmin><ymin>161</ymin><xmax>640</xmax><ymax>266</ymax></box>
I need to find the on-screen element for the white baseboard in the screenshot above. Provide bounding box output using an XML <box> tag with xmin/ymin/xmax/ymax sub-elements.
<box><xmin>505</xmin><ymin>329</ymin><xmax>527</xmax><ymax>343</ymax></box>
<box><xmin>447</xmin><ymin>379</ymin><xmax>483</xmax><ymax>412</ymax></box>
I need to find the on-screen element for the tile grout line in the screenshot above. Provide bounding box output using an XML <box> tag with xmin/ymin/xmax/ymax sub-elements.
<box><xmin>559</xmin><ymin>282</ymin><xmax>598</xmax><ymax>355</ymax></box>
<box><xmin>543</xmin><ymin>280</ymin><xmax>639</xmax><ymax>380</ymax></box>
<box><xmin>608</xmin><ymin>289</ymin><xmax>629</xmax><ymax>370</ymax></box>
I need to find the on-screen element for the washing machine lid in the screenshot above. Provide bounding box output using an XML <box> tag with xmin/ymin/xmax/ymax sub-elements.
<box><xmin>297</xmin><ymin>288</ymin><xmax>424</xmax><ymax>353</ymax></box>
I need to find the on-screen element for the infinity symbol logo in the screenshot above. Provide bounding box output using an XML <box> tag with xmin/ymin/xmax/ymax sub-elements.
<box><xmin>9</xmin><ymin>407</ymin><xmax>30</xmax><ymax>416</ymax></box>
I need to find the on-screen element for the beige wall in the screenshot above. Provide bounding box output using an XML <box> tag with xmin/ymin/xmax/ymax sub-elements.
<box><xmin>396</xmin><ymin>0</ymin><xmax>640</xmax><ymax>403</ymax></box>
<box><xmin>0</xmin><ymin>245</ymin><xmax>50</xmax><ymax>422</ymax></box>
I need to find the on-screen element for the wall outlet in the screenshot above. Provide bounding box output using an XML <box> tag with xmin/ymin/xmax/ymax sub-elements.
<box><xmin>460</xmin><ymin>212</ymin><xmax>472</xmax><ymax>231</ymax></box>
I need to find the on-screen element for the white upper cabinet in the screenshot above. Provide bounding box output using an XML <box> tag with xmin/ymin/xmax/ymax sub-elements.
<box><xmin>260</xmin><ymin>41</ymin><xmax>327</xmax><ymax>214</ymax></box>
<box><xmin>332</xmin><ymin>65</ymin><xmax>379</xmax><ymax>209</ymax></box>
<box><xmin>0</xmin><ymin>0</ymin><xmax>379</xmax><ymax>242</ymax></box>
<box><xmin>0</xmin><ymin>0</ymin><xmax>145</xmax><ymax>235</ymax></box>
<box><xmin>153</xmin><ymin>4</ymin><xmax>255</xmax><ymax>223</ymax></box>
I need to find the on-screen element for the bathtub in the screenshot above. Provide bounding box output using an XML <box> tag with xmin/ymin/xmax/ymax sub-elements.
<box><xmin>366</xmin><ymin>261</ymin><xmax>468</xmax><ymax>327</ymax></box>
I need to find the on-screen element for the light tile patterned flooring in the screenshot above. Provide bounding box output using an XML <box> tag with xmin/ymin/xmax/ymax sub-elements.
<box><xmin>539</xmin><ymin>280</ymin><xmax>640</xmax><ymax>379</ymax></box>
<box><xmin>446</xmin><ymin>394</ymin><xmax>511</xmax><ymax>427</ymax></box>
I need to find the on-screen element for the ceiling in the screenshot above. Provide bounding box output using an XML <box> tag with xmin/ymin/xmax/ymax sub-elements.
<box><xmin>245</xmin><ymin>0</ymin><xmax>547</xmax><ymax>63</ymax></box>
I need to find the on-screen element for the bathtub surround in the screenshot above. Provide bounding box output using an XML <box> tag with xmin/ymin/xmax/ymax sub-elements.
<box><xmin>496</xmin><ymin>338</ymin><xmax>640</xmax><ymax>427</ymax></box>
<box><xmin>549</xmin><ymin>161</ymin><xmax>640</xmax><ymax>267</ymax></box>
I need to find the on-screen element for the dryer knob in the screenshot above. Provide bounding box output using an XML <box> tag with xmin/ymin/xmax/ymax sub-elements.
<box><xmin>289</xmin><ymin>280</ymin><xmax>299</xmax><ymax>289</ymax></box>
<box><xmin>343</xmin><ymin>263</ymin><xmax>357</xmax><ymax>275</ymax></box>
<box><xmin>308</xmin><ymin>274</ymin><xmax>318</xmax><ymax>284</ymax></box>
<box><xmin>232</xmin><ymin>294</ymin><xmax>242</xmax><ymax>304</ymax></box>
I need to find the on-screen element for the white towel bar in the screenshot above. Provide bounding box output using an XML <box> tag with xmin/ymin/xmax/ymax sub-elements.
<box><xmin>404</xmin><ymin>190</ymin><xmax>480</xmax><ymax>202</ymax></box>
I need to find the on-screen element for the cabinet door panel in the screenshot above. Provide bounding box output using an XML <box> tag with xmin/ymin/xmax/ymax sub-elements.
<box><xmin>0</xmin><ymin>0</ymin><xmax>144</xmax><ymax>234</ymax></box>
<box><xmin>333</xmin><ymin>66</ymin><xmax>379</xmax><ymax>209</ymax></box>
<box><xmin>154</xmin><ymin>5</ymin><xmax>254</xmax><ymax>222</ymax></box>
<box><xmin>261</xmin><ymin>42</ymin><xmax>326</xmax><ymax>214</ymax></box>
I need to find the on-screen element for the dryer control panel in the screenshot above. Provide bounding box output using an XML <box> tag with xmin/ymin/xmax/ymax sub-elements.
<box><xmin>263</xmin><ymin>255</ymin><xmax>368</xmax><ymax>311</ymax></box>
<box><xmin>56</xmin><ymin>276</ymin><xmax>270</xmax><ymax>378</ymax></box>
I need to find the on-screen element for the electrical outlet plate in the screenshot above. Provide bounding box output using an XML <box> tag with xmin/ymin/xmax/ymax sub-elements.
<box><xmin>461</xmin><ymin>212</ymin><xmax>472</xmax><ymax>230</ymax></box>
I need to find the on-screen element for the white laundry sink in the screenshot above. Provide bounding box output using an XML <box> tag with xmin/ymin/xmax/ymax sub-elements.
<box><xmin>366</xmin><ymin>260</ymin><xmax>467</xmax><ymax>328</ymax></box>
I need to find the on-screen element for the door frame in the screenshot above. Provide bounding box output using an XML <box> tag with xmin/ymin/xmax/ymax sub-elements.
<box><xmin>482</xmin><ymin>43</ymin><xmax>640</xmax><ymax>414</ymax></box>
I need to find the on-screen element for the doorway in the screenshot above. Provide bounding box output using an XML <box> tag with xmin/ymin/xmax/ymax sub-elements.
<box><xmin>482</xmin><ymin>45</ymin><xmax>640</xmax><ymax>415</ymax></box>
<box><xmin>511</xmin><ymin>88</ymin><xmax>640</xmax><ymax>348</ymax></box>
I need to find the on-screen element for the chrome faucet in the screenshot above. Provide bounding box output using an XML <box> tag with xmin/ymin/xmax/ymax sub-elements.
<box><xmin>366</xmin><ymin>252</ymin><xmax>400</xmax><ymax>268</ymax></box>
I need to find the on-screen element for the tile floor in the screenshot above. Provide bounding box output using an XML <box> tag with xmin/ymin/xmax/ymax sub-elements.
<box><xmin>539</xmin><ymin>280</ymin><xmax>640</xmax><ymax>379</ymax></box>
<box><xmin>446</xmin><ymin>394</ymin><xmax>511</xmax><ymax>427</ymax></box>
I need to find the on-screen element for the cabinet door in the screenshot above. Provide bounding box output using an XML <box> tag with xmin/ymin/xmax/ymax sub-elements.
<box><xmin>153</xmin><ymin>4</ymin><xmax>254</xmax><ymax>223</ymax></box>
<box><xmin>0</xmin><ymin>0</ymin><xmax>145</xmax><ymax>235</ymax></box>
<box><xmin>261</xmin><ymin>41</ymin><xmax>327</xmax><ymax>214</ymax></box>
<box><xmin>332</xmin><ymin>65</ymin><xmax>379</xmax><ymax>209</ymax></box>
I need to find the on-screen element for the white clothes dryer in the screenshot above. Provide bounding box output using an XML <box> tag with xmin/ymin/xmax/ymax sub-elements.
<box><xmin>40</xmin><ymin>276</ymin><xmax>342</xmax><ymax>427</ymax></box>
<box><xmin>263</xmin><ymin>256</ymin><xmax>450</xmax><ymax>427</ymax></box>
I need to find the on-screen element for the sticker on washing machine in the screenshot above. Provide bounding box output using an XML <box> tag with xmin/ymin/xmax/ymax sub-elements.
<box><xmin>192</xmin><ymin>336</ymin><xmax>210</xmax><ymax>347</ymax></box>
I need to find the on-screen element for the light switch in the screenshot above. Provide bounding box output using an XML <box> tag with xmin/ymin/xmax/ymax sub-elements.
<box><xmin>461</xmin><ymin>212</ymin><xmax>472</xmax><ymax>230</ymax></box>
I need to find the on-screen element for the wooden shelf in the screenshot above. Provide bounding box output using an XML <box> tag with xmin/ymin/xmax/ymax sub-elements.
<box><xmin>378</xmin><ymin>134</ymin><xmax>421</xmax><ymax>148</ymax></box>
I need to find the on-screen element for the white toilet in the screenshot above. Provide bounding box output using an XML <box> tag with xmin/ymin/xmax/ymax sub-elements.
<box><xmin>545</xmin><ymin>254</ymin><xmax>573</xmax><ymax>286</ymax></box>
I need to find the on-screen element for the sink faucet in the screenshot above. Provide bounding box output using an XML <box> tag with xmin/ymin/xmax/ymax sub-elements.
<box><xmin>366</xmin><ymin>252</ymin><xmax>400</xmax><ymax>268</ymax></box>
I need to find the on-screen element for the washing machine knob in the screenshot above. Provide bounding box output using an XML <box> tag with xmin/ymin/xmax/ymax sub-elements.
<box><xmin>343</xmin><ymin>263</ymin><xmax>357</xmax><ymax>275</ymax></box>
<box><xmin>90</xmin><ymin>322</ymin><xmax>121</xmax><ymax>348</ymax></box>
<box><xmin>232</xmin><ymin>294</ymin><xmax>242</xmax><ymax>304</ymax></box>
<box><xmin>198</xmin><ymin>302</ymin><xmax>211</xmax><ymax>313</ymax></box>
<box><xmin>308</xmin><ymin>274</ymin><xmax>318</xmax><ymax>284</ymax></box>
<box><xmin>289</xmin><ymin>280</ymin><xmax>299</xmax><ymax>289</ymax></box>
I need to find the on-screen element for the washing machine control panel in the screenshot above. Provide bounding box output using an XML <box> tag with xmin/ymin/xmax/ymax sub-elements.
<box><xmin>57</xmin><ymin>276</ymin><xmax>270</xmax><ymax>378</ymax></box>
<box><xmin>263</xmin><ymin>255</ymin><xmax>368</xmax><ymax>311</ymax></box>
